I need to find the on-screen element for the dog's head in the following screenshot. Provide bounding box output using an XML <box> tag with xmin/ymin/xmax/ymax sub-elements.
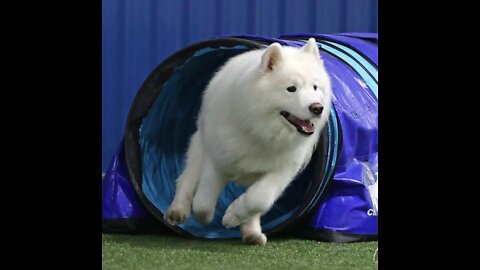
<box><xmin>255</xmin><ymin>38</ymin><xmax>332</xmax><ymax>136</ymax></box>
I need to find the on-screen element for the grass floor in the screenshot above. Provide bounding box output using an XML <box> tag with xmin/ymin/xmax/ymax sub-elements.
<box><xmin>102</xmin><ymin>234</ymin><xmax>378</xmax><ymax>270</ymax></box>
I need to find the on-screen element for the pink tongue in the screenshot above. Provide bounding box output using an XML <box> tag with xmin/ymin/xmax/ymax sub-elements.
<box><xmin>293</xmin><ymin>118</ymin><xmax>314</xmax><ymax>133</ymax></box>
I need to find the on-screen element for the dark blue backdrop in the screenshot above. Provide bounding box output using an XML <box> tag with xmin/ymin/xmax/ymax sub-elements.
<box><xmin>102</xmin><ymin>0</ymin><xmax>378</xmax><ymax>172</ymax></box>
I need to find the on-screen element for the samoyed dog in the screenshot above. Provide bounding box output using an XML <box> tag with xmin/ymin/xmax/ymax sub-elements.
<box><xmin>165</xmin><ymin>38</ymin><xmax>332</xmax><ymax>245</ymax></box>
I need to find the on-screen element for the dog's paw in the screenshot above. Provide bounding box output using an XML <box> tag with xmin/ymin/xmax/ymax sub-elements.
<box><xmin>164</xmin><ymin>204</ymin><xmax>190</xmax><ymax>225</ymax></box>
<box><xmin>222</xmin><ymin>210</ymin><xmax>242</xmax><ymax>228</ymax></box>
<box><xmin>242</xmin><ymin>232</ymin><xmax>267</xmax><ymax>246</ymax></box>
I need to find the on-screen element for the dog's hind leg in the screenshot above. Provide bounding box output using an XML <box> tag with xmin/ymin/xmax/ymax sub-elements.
<box><xmin>240</xmin><ymin>214</ymin><xmax>266</xmax><ymax>245</ymax></box>
<box><xmin>165</xmin><ymin>132</ymin><xmax>204</xmax><ymax>225</ymax></box>
<box><xmin>222</xmin><ymin>167</ymin><xmax>299</xmax><ymax>229</ymax></box>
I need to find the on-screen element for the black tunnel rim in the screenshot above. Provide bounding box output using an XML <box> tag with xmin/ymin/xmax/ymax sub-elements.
<box><xmin>123</xmin><ymin>37</ymin><xmax>340</xmax><ymax>238</ymax></box>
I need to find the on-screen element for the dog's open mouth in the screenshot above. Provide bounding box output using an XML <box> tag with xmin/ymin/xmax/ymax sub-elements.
<box><xmin>280</xmin><ymin>111</ymin><xmax>314</xmax><ymax>135</ymax></box>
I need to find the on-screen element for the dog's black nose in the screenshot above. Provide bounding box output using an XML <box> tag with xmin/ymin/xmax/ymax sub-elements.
<box><xmin>309</xmin><ymin>103</ymin><xmax>324</xmax><ymax>116</ymax></box>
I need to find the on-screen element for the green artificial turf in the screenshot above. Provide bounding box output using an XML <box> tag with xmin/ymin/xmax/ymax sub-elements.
<box><xmin>102</xmin><ymin>234</ymin><xmax>378</xmax><ymax>270</ymax></box>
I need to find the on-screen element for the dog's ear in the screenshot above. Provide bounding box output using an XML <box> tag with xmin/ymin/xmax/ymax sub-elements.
<box><xmin>261</xmin><ymin>43</ymin><xmax>283</xmax><ymax>72</ymax></box>
<box><xmin>301</xmin><ymin>38</ymin><xmax>320</xmax><ymax>58</ymax></box>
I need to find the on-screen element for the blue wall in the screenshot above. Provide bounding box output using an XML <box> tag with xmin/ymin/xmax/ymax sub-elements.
<box><xmin>102</xmin><ymin>0</ymin><xmax>378</xmax><ymax>171</ymax></box>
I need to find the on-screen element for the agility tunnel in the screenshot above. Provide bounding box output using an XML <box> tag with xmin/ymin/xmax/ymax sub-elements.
<box><xmin>102</xmin><ymin>33</ymin><xmax>378</xmax><ymax>242</ymax></box>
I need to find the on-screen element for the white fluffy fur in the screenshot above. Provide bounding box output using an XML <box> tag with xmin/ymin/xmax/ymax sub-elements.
<box><xmin>165</xmin><ymin>38</ymin><xmax>332</xmax><ymax>245</ymax></box>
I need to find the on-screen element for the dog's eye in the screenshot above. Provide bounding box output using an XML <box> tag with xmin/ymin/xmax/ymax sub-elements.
<box><xmin>313</xmin><ymin>85</ymin><xmax>317</xmax><ymax>91</ymax></box>
<box><xmin>287</xmin><ymin>86</ymin><xmax>297</xmax><ymax>92</ymax></box>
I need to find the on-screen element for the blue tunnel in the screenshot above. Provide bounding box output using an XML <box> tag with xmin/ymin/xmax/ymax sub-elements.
<box><xmin>103</xmin><ymin>33</ymin><xmax>378</xmax><ymax>242</ymax></box>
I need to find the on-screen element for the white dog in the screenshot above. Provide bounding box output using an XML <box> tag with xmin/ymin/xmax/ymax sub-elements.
<box><xmin>165</xmin><ymin>38</ymin><xmax>332</xmax><ymax>245</ymax></box>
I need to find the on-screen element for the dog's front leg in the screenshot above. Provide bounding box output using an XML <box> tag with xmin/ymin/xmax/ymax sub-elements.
<box><xmin>191</xmin><ymin>158</ymin><xmax>227</xmax><ymax>224</ymax></box>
